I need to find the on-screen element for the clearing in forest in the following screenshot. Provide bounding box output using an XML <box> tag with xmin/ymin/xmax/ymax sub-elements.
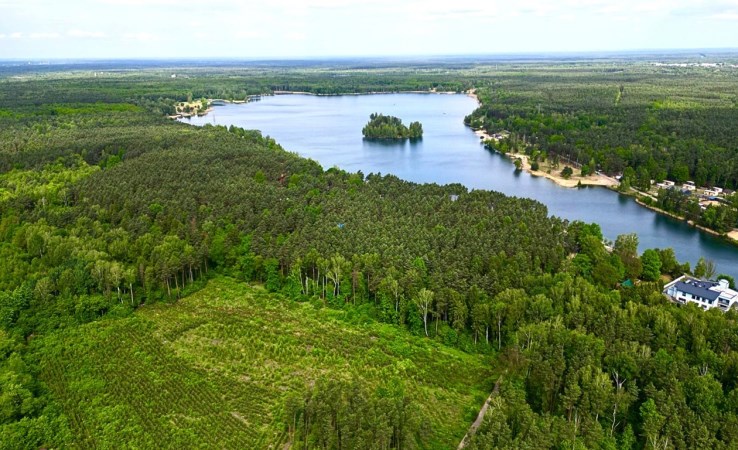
<box><xmin>38</xmin><ymin>277</ymin><xmax>493</xmax><ymax>449</ymax></box>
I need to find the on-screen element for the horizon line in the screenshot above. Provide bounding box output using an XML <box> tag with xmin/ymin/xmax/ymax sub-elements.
<box><xmin>3</xmin><ymin>47</ymin><xmax>738</xmax><ymax>63</ymax></box>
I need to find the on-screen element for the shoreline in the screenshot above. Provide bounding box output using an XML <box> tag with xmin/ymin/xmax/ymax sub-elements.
<box><xmin>467</xmin><ymin>88</ymin><xmax>738</xmax><ymax>245</ymax></box>
<box><xmin>178</xmin><ymin>90</ymin><xmax>738</xmax><ymax>245</ymax></box>
<box><xmin>466</xmin><ymin>89</ymin><xmax>617</xmax><ymax>189</ymax></box>
<box><xmin>472</xmin><ymin>128</ymin><xmax>619</xmax><ymax>189</ymax></box>
<box><xmin>635</xmin><ymin>198</ymin><xmax>738</xmax><ymax>246</ymax></box>
<box><xmin>272</xmin><ymin>89</ymin><xmax>459</xmax><ymax>97</ymax></box>
<box><xmin>172</xmin><ymin>90</ymin><xmax>461</xmax><ymax>120</ymax></box>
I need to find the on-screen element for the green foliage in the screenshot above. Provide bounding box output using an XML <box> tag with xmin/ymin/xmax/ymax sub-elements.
<box><xmin>560</xmin><ymin>166</ymin><xmax>573</xmax><ymax>179</ymax></box>
<box><xmin>362</xmin><ymin>113</ymin><xmax>423</xmax><ymax>140</ymax></box>
<box><xmin>467</xmin><ymin>66</ymin><xmax>738</xmax><ymax>234</ymax></box>
<box><xmin>640</xmin><ymin>249</ymin><xmax>662</xmax><ymax>282</ymax></box>
<box><xmin>1</xmin><ymin>62</ymin><xmax>737</xmax><ymax>450</ymax></box>
<box><xmin>37</xmin><ymin>278</ymin><xmax>491</xmax><ymax>448</ymax></box>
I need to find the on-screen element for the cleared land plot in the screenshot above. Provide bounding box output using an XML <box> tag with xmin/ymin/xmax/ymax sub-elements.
<box><xmin>39</xmin><ymin>277</ymin><xmax>494</xmax><ymax>449</ymax></box>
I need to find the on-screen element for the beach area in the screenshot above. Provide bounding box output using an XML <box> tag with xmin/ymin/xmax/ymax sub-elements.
<box><xmin>466</xmin><ymin>90</ymin><xmax>618</xmax><ymax>189</ymax></box>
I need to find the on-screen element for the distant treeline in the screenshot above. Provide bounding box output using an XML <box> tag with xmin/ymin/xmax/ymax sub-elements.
<box><xmin>1</xmin><ymin>65</ymin><xmax>738</xmax><ymax>449</ymax></box>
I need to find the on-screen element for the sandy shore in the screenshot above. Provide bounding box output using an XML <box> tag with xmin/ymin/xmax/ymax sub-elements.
<box><xmin>467</xmin><ymin>89</ymin><xmax>480</xmax><ymax>105</ymax></box>
<box><xmin>728</xmin><ymin>230</ymin><xmax>738</xmax><ymax>242</ymax></box>
<box><xmin>472</xmin><ymin>128</ymin><xmax>618</xmax><ymax>188</ymax></box>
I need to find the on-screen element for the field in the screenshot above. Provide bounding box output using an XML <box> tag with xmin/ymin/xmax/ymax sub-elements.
<box><xmin>36</xmin><ymin>277</ymin><xmax>494</xmax><ymax>449</ymax></box>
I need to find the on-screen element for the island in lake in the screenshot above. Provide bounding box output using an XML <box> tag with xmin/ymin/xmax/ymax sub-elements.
<box><xmin>362</xmin><ymin>113</ymin><xmax>423</xmax><ymax>140</ymax></box>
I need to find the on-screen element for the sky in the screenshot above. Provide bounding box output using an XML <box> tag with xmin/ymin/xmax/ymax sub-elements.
<box><xmin>1</xmin><ymin>0</ymin><xmax>738</xmax><ymax>59</ymax></box>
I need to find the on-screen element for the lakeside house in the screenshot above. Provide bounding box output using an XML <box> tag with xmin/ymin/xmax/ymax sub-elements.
<box><xmin>703</xmin><ymin>188</ymin><xmax>721</xmax><ymax>197</ymax></box>
<box><xmin>682</xmin><ymin>182</ymin><xmax>696</xmax><ymax>191</ymax></box>
<box><xmin>664</xmin><ymin>275</ymin><xmax>738</xmax><ymax>312</ymax></box>
<box><xmin>656</xmin><ymin>180</ymin><xmax>676</xmax><ymax>190</ymax></box>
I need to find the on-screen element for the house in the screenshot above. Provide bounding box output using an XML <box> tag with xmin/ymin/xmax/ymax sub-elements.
<box><xmin>664</xmin><ymin>275</ymin><xmax>738</xmax><ymax>311</ymax></box>
<box><xmin>682</xmin><ymin>182</ymin><xmax>696</xmax><ymax>191</ymax></box>
<box><xmin>662</xmin><ymin>180</ymin><xmax>675</xmax><ymax>187</ymax></box>
<box><xmin>703</xmin><ymin>189</ymin><xmax>720</xmax><ymax>197</ymax></box>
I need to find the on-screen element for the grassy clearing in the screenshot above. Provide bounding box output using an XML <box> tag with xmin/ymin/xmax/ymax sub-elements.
<box><xmin>37</xmin><ymin>277</ymin><xmax>494</xmax><ymax>449</ymax></box>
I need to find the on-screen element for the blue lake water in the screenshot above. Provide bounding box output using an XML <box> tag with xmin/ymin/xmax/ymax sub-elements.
<box><xmin>182</xmin><ymin>93</ymin><xmax>738</xmax><ymax>277</ymax></box>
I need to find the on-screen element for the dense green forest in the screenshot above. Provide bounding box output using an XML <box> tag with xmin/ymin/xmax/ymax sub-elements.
<box><xmin>362</xmin><ymin>113</ymin><xmax>423</xmax><ymax>140</ymax></box>
<box><xmin>2</xmin><ymin>62</ymin><xmax>738</xmax><ymax>449</ymax></box>
<box><xmin>465</xmin><ymin>65</ymin><xmax>738</xmax><ymax>233</ymax></box>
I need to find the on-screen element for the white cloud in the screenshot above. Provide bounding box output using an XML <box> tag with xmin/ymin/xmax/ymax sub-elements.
<box><xmin>0</xmin><ymin>33</ymin><xmax>5</xmax><ymax>39</ymax></box>
<box><xmin>29</xmin><ymin>32</ymin><xmax>60</xmax><ymax>39</ymax></box>
<box><xmin>123</xmin><ymin>32</ymin><xmax>160</xmax><ymax>41</ymax></box>
<box><xmin>10</xmin><ymin>32</ymin><xmax>22</xmax><ymax>39</ymax></box>
<box><xmin>68</xmin><ymin>29</ymin><xmax>106</xmax><ymax>38</ymax></box>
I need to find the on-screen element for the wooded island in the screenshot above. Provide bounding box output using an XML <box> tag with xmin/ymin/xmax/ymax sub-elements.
<box><xmin>362</xmin><ymin>113</ymin><xmax>423</xmax><ymax>140</ymax></box>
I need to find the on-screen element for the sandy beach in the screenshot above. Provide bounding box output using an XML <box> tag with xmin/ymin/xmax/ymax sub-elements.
<box><xmin>728</xmin><ymin>230</ymin><xmax>738</xmax><ymax>242</ymax></box>
<box><xmin>471</xmin><ymin>128</ymin><xmax>618</xmax><ymax>189</ymax></box>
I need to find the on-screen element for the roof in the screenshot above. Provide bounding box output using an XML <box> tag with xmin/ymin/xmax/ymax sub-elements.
<box><xmin>673</xmin><ymin>280</ymin><xmax>720</xmax><ymax>301</ymax></box>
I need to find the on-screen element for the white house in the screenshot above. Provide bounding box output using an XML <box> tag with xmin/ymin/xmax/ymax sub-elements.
<box><xmin>682</xmin><ymin>183</ymin><xmax>696</xmax><ymax>191</ymax></box>
<box><xmin>703</xmin><ymin>189</ymin><xmax>720</xmax><ymax>197</ymax></box>
<box><xmin>663</xmin><ymin>180</ymin><xmax>675</xmax><ymax>187</ymax></box>
<box><xmin>664</xmin><ymin>275</ymin><xmax>738</xmax><ymax>311</ymax></box>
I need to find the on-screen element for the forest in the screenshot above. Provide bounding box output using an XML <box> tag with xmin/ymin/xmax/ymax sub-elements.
<box><xmin>362</xmin><ymin>113</ymin><xmax>423</xmax><ymax>140</ymax></box>
<box><xmin>465</xmin><ymin>64</ymin><xmax>738</xmax><ymax>234</ymax></box>
<box><xmin>1</xmin><ymin>61</ymin><xmax>738</xmax><ymax>449</ymax></box>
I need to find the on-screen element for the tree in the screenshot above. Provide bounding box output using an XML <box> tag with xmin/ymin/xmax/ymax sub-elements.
<box><xmin>640</xmin><ymin>399</ymin><xmax>668</xmax><ymax>450</ymax></box>
<box><xmin>613</xmin><ymin>234</ymin><xmax>642</xmax><ymax>280</ymax></box>
<box><xmin>640</xmin><ymin>249</ymin><xmax>662</xmax><ymax>282</ymax></box>
<box><xmin>414</xmin><ymin>288</ymin><xmax>434</xmax><ymax>337</ymax></box>
<box><xmin>561</xmin><ymin>166</ymin><xmax>574</xmax><ymax>179</ymax></box>
<box><xmin>657</xmin><ymin>248</ymin><xmax>679</xmax><ymax>276</ymax></box>
<box><xmin>694</xmin><ymin>258</ymin><xmax>716</xmax><ymax>280</ymax></box>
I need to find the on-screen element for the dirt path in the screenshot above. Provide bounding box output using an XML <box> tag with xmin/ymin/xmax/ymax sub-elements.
<box><xmin>457</xmin><ymin>375</ymin><xmax>503</xmax><ymax>449</ymax></box>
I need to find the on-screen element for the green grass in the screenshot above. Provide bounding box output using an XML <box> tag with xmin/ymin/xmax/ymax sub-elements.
<box><xmin>37</xmin><ymin>277</ymin><xmax>494</xmax><ymax>449</ymax></box>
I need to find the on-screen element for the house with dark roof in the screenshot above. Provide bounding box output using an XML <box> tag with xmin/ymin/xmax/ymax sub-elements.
<box><xmin>664</xmin><ymin>275</ymin><xmax>738</xmax><ymax>311</ymax></box>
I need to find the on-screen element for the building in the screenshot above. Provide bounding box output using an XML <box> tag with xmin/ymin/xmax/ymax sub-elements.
<box><xmin>682</xmin><ymin>182</ymin><xmax>696</xmax><ymax>191</ymax></box>
<box><xmin>703</xmin><ymin>189</ymin><xmax>720</xmax><ymax>197</ymax></box>
<box><xmin>664</xmin><ymin>275</ymin><xmax>738</xmax><ymax>311</ymax></box>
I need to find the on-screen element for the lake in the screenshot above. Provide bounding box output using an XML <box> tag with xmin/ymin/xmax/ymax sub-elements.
<box><xmin>182</xmin><ymin>93</ymin><xmax>738</xmax><ymax>277</ymax></box>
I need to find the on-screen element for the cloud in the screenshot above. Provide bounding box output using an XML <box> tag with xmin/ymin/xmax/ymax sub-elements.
<box><xmin>123</xmin><ymin>32</ymin><xmax>160</xmax><ymax>41</ymax></box>
<box><xmin>10</xmin><ymin>32</ymin><xmax>22</xmax><ymax>39</ymax></box>
<box><xmin>68</xmin><ymin>29</ymin><xmax>106</xmax><ymax>38</ymax></box>
<box><xmin>0</xmin><ymin>33</ymin><xmax>5</xmax><ymax>39</ymax></box>
<box><xmin>29</xmin><ymin>32</ymin><xmax>61</xmax><ymax>39</ymax></box>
